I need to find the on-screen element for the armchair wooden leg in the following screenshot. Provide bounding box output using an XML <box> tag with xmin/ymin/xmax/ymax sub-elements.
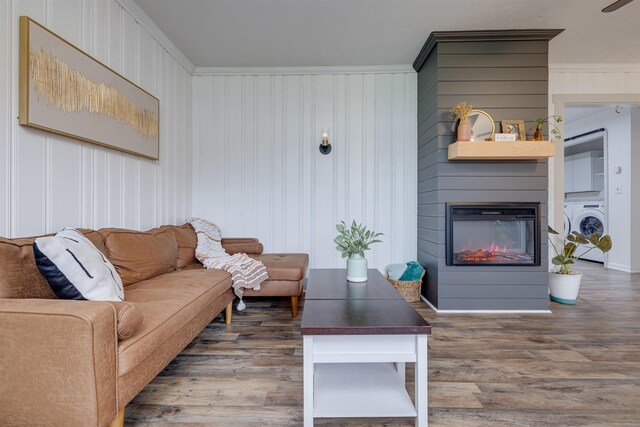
<box><xmin>225</xmin><ymin>302</ymin><xmax>232</xmax><ymax>324</ymax></box>
<box><xmin>291</xmin><ymin>296</ymin><xmax>299</xmax><ymax>318</ymax></box>
<box><xmin>108</xmin><ymin>409</ymin><xmax>124</xmax><ymax>427</ymax></box>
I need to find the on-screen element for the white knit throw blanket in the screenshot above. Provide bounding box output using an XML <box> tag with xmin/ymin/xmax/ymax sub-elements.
<box><xmin>188</xmin><ymin>217</ymin><xmax>268</xmax><ymax>311</ymax></box>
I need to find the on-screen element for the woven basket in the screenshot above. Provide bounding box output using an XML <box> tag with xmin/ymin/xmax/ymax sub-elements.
<box><xmin>387</xmin><ymin>271</ymin><xmax>425</xmax><ymax>303</ymax></box>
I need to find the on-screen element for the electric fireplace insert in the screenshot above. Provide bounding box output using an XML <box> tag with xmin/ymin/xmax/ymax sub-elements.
<box><xmin>446</xmin><ymin>203</ymin><xmax>540</xmax><ymax>266</ymax></box>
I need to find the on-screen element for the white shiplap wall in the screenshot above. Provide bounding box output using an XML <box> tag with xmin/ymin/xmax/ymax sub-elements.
<box><xmin>192</xmin><ymin>69</ymin><xmax>418</xmax><ymax>271</ymax></box>
<box><xmin>0</xmin><ymin>0</ymin><xmax>193</xmax><ymax>237</ymax></box>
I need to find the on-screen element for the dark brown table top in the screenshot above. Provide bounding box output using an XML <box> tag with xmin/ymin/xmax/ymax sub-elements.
<box><xmin>304</xmin><ymin>269</ymin><xmax>403</xmax><ymax>300</ymax></box>
<box><xmin>301</xmin><ymin>268</ymin><xmax>431</xmax><ymax>336</ymax></box>
<box><xmin>300</xmin><ymin>299</ymin><xmax>432</xmax><ymax>335</ymax></box>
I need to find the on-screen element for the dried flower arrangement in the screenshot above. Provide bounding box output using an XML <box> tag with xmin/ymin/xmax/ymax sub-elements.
<box><xmin>449</xmin><ymin>102</ymin><xmax>474</xmax><ymax>121</ymax></box>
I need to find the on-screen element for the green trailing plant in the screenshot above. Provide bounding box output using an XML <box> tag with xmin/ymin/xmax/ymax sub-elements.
<box><xmin>334</xmin><ymin>220</ymin><xmax>383</xmax><ymax>258</ymax></box>
<box><xmin>536</xmin><ymin>115</ymin><xmax>563</xmax><ymax>141</ymax></box>
<box><xmin>548</xmin><ymin>226</ymin><xmax>612</xmax><ymax>275</ymax></box>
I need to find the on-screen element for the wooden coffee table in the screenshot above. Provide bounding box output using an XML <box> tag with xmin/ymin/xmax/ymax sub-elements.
<box><xmin>301</xmin><ymin>269</ymin><xmax>431</xmax><ymax>426</ymax></box>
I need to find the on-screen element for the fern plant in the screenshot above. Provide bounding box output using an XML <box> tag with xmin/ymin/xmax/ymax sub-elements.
<box><xmin>334</xmin><ymin>220</ymin><xmax>383</xmax><ymax>258</ymax></box>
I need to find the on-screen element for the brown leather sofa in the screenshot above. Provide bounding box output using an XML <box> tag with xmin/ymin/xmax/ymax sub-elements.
<box><xmin>0</xmin><ymin>224</ymin><xmax>308</xmax><ymax>427</ymax></box>
<box><xmin>165</xmin><ymin>224</ymin><xmax>309</xmax><ymax>317</ymax></box>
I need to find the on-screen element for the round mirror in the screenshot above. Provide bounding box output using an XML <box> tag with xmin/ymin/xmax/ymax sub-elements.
<box><xmin>468</xmin><ymin>110</ymin><xmax>495</xmax><ymax>141</ymax></box>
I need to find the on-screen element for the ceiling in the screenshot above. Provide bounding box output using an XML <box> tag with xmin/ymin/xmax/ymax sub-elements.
<box><xmin>134</xmin><ymin>0</ymin><xmax>640</xmax><ymax>68</ymax></box>
<box><xmin>564</xmin><ymin>106</ymin><xmax>614</xmax><ymax>123</ymax></box>
<box><xmin>564</xmin><ymin>104</ymin><xmax>639</xmax><ymax>123</ymax></box>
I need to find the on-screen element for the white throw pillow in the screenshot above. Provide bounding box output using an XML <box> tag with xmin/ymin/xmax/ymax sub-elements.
<box><xmin>33</xmin><ymin>228</ymin><xmax>124</xmax><ymax>301</ymax></box>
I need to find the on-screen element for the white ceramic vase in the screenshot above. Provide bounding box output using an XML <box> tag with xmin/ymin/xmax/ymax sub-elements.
<box><xmin>346</xmin><ymin>253</ymin><xmax>368</xmax><ymax>282</ymax></box>
<box><xmin>549</xmin><ymin>272</ymin><xmax>582</xmax><ymax>305</ymax></box>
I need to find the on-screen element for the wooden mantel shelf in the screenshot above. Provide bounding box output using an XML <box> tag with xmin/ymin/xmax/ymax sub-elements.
<box><xmin>448</xmin><ymin>140</ymin><xmax>555</xmax><ymax>161</ymax></box>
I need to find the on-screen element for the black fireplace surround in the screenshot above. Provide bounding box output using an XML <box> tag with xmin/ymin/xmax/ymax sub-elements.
<box><xmin>446</xmin><ymin>203</ymin><xmax>541</xmax><ymax>267</ymax></box>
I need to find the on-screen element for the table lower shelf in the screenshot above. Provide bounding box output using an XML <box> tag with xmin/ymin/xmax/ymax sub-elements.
<box><xmin>313</xmin><ymin>362</ymin><xmax>416</xmax><ymax>418</ymax></box>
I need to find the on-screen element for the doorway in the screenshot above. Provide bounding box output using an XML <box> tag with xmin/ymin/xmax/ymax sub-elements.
<box><xmin>553</xmin><ymin>95</ymin><xmax>640</xmax><ymax>272</ymax></box>
<box><xmin>563</xmin><ymin>105</ymin><xmax>608</xmax><ymax>265</ymax></box>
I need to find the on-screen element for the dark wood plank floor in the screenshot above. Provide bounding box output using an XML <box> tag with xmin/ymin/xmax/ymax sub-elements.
<box><xmin>125</xmin><ymin>261</ymin><xmax>640</xmax><ymax>426</ymax></box>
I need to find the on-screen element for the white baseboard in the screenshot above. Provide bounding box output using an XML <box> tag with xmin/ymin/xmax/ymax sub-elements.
<box><xmin>420</xmin><ymin>295</ymin><xmax>552</xmax><ymax>314</ymax></box>
<box><xmin>607</xmin><ymin>263</ymin><xmax>640</xmax><ymax>273</ymax></box>
<box><xmin>421</xmin><ymin>296</ymin><xmax>439</xmax><ymax>312</ymax></box>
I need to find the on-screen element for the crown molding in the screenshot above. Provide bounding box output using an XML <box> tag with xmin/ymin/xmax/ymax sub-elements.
<box><xmin>550</xmin><ymin>63</ymin><xmax>640</xmax><ymax>73</ymax></box>
<box><xmin>115</xmin><ymin>0</ymin><xmax>195</xmax><ymax>74</ymax></box>
<box><xmin>413</xmin><ymin>29</ymin><xmax>564</xmax><ymax>72</ymax></box>
<box><xmin>193</xmin><ymin>64</ymin><xmax>415</xmax><ymax>76</ymax></box>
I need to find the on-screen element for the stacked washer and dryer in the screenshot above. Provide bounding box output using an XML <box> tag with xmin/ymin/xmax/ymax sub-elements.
<box><xmin>563</xmin><ymin>200</ymin><xmax>606</xmax><ymax>262</ymax></box>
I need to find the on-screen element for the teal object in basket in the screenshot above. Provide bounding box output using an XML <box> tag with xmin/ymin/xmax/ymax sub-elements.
<box><xmin>399</xmin><ymin>261</ymin><xmax>424</xmax><ymax>281</ymax></box>
<box><xmin>550</xmin><ymin>295</ymin><xmax>577</xmax><ymax>305</ymax></box>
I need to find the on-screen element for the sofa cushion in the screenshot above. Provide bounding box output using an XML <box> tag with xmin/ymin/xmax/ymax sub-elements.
<box><xmin>248</xmin><ymin>253</ymin><xmax>309</xmax><ymax>281</ymax></box>
<box><xmin>116</xmin><ymin>288</ymin><xmax>233</xmax><ymax>407</ymax></box>
<box><xmin>0</xmin><ymin>236</ymin><xmax>56</xmax><ymax>299</ymax></box>
<box><xmin>117</xmin><ymin>268</ymin><xmax>232</xmax><ymax>376</ymax></box>
<box><xmin>78</xmin><ymin>228</ymin><xmax>107</xmax><ymax>255</ymax></box>
<box><xmin>99</xmin><ymin>227</ymin><xmax>177</xmax><ymax>286</ymax></box>
<box><xmin>243</xmin><ymin>279</ymin><xmax>303</xmax><ymax>297</ymax></box>
<box><xmin>161</xmin><ymin>224</ymin><xmax>197</xmax><ymax>269</ymax></box>
<box><xmin>0</xmin><ymin>229</ymin><xmax>104</xmax><ymax>299</ymax></box>
<box><xmin>34</xmin><ymin>228</ymin><xmax>124</xmax><ymax>301</ymax></box>
<box><xmin>181</xmin><ymin>261</ymin><xmax>205</xmax><ymax>271</ymax></box>
<box><xmin>108</xmin><ymin>301</ymin><xmax>144</xmax><ymax>340</ymax></box>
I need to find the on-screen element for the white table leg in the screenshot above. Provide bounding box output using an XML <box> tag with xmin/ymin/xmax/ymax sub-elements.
<box><xmin>303</xmin><ymin>336</ymin><xmax>314</xmax><ymax>427</ymax></box>
<box><xmin>415</xmin><ymin>335</ymin><xmax>428</xmax><ymax>427</ymax></box>
<box><xmin>395</xmin><ymin>362</ymin><xmax>406</xmax><ymax>384</ymax></box>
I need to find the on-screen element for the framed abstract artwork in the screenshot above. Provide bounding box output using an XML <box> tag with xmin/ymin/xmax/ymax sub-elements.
<box><xmin>19</xmin><ymin>16</ymin><xmax>160</xmax><ymax>160</ymax></box>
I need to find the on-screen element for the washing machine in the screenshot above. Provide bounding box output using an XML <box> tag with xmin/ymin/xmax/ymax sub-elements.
<box><xmin>563</xmin><ymin>203</ymin><xmax>573</xmax><ymax>238</ymax></box>
<box><xmin>572</xmin><ymin>202</ymin><xmax>606</xmax><ymax>263</ymax></box>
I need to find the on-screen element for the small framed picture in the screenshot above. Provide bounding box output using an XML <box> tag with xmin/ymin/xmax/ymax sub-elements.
<box><xmin>501</xmin><ymin>120</ymin><xmax>526</xmax><ymax>141</ymax></box>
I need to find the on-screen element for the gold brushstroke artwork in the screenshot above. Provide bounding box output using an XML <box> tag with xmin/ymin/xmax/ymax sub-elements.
<box><xmin>20</xmin><ymin>16</ymin><xmax>160</xmax><ymax>159</ymax></box>
<box><xmin>29</xmin><ymin>48</ymin><xmax>158</xmax><ymax>138</ymax></box>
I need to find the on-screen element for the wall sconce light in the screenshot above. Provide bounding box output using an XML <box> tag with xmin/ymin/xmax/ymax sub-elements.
<box><xmin>319</xmin><ymin>131</ymin><xmax>331</xmax><ymax>155</ymax></box>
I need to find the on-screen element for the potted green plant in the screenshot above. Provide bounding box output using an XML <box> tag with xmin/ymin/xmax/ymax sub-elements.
<box><xmin>334</xmin><ymin>220</ymin><xmax>383</xmax><ymax>282</ymax></box>
<box><xmin>548</xmin><ymin>226</ymin><xmax>612</xmax><ymax>304</ymax></box>
<box><xmin>533</xmin><ymin>115</ymin><xmax>563</xmax><ymax>141</ymax></box>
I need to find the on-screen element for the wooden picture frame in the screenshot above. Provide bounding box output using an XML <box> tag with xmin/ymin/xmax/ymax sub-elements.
<box><xmin>19</xmin><ymin>16</ymin><xmax>160</xmax><ymax>160</ymax></box>
<box><xmin>501</xmin><ymin>120</ymin><xmax>526</xmax><ymax>141</ymax></box>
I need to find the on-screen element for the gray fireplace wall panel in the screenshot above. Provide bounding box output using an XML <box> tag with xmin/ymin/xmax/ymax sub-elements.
<box><xmin>417</xmin><ymin>44</ymin><xmax>440</xmax><ymax>305</ymax></box>
<box><xmin>438</xmin><ymin>298</ymin><xmax>550</xmax><ymax>311</ymax></box>
<box><xmin>438</xmin><ymin>271</ymin><xmax>549</xmax><ymax>286</ymax></box>
<box><xmin>438</xmin><ymin>284</ymin><xmax>548</xmax><ymax>299</ymax></box>
<box><xmin>415</xmin><ymin>32</ymin><xmax>555</xmax><ymax>311</ymax></box>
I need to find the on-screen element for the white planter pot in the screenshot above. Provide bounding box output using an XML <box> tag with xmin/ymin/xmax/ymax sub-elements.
<box><xmin>346</xmin><ymin>254</ymin><xmax>368</xmax><ymax>282</ymax></box>
<box><xmin>549</xmin><ymin>272</ymin><xmax>582</xmax><ymax>305</ymax></box>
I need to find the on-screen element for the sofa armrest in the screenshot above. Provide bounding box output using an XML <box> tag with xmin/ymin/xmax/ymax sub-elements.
<box><xmin>221</xmin><ymin>238</ymin><xmax>264</xmax><ymax>255</ymax></box>
<box><xmin>221</xmin><ymin>237</ymin><xmax>259</xmax><ymax>244</ymax></box>
<box><xmin>0</xmin><ymin>298</ymin><xmax>118</xmax><ymax>427</ymax></box>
